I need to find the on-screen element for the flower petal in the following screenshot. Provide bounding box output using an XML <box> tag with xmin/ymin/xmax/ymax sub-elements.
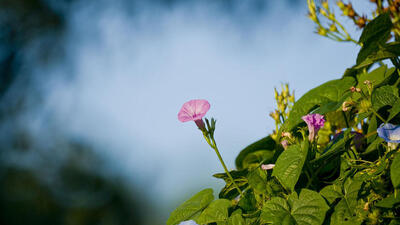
<box><xmin>178</xmin><ymin>99</ymin><xmax>210</xmax><ymax>122</ymax></box>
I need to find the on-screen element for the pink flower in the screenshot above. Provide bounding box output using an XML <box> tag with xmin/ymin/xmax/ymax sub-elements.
<box><xmin>261</xmin><ymin>164</ymin><xmax>275</xmax><ymax>170</ymax></box>
<box><xmin>302</xmin><ymin>113</ymin><xmax>325</xmax><ymax>141</ymax></box>
<box><xmin>178</xmin><ymin>99</ymin><xmax>210</xmax><ymax>130</ymax></box>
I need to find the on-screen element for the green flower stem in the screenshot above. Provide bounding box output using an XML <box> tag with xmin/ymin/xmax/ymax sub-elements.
<box><xmin>371</xmin><ymin>108</ymin><xmax>387</xmax><ymax>123</ymax></box>
<box><xmin>203</xmin><ymin>133</ymin><xmax>243</xmax><ymax>196</ymax></box>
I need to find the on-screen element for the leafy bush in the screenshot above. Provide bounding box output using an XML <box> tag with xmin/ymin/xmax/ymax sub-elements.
<box><xmin>169</xmin><ymin>1</ymin><xmax>400</xmax><ymax>225</ymax></box>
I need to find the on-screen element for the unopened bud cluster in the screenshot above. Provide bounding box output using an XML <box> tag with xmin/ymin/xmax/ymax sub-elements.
<box><xmin>307</xmin><ymin>0</ymin><xmax>358</xmax><ymax>43</ymax></box>
<box><xmin>270</xmin><ymin>84</ymin><xmax>295</xmax><ymax>140</ymax></box>
<box><xmin>309</xmin><ymin>0</ymin><xmax>400</xmax><ymax>43</ymax></box>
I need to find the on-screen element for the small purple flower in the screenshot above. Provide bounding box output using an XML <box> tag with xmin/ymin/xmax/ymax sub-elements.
<box><xmin>377</xmin><ymin>123</ymin><xmax>400</xmax><ymax>143</ymax></box>
<box><xmin>261</xmin><ymin>164</ymin><xmax>275</xmax><ymax>170</ymax></box>
<box><xmin>302</xmin><ymin>113</ymin><xmax>325</xmax><ymax>141</ymax></box>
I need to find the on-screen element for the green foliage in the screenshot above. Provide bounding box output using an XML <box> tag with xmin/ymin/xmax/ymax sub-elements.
<box><xmin>196</xmin><ymin>199</ymin><xmax>231</xmax><ymax>224</ymax></box>
<box><xmin>282</xmin><ymin>77</ymin><xmax>356</xmax><ymax>132</ymax></box>
<box><xmin>391</xmin><ymin>154</ymin><xmax>400</xmax><ymax>189</ymax></box>
<box><xmin>260</xmin><ymin>189</ymin><xmax>328</xmax><ymax>225</ymax></box>
<box><xmin>235</xmin><ymin>136</ymin><xmax>277</xmax><ymax>170</ymax></box>
<box><xmin>167</xmin><ymin>189</ymin><xmax>214</xmax><ymax>225</ymax></box>
<box><xmin>168</xmin><ymin>8</ymin><xmax>400</xmax><ymax>225</ymax></box>
<box><xmin>272</xmin><ymin>143</ymin><xmax>308</xmax><ymax>191</ymax></box>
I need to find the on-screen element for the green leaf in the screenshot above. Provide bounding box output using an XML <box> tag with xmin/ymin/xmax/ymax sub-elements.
<box><xmin>391</xmin><ymin>153</ymin><xmax>400</xmax><ymax>188</ymax></box>
<box><xmin>367</xmin><ymin>116</ymin><xmax>378</xmax><ymax>144</ymax></box>
<box><xmin>320</xmin><ymin>184</ymin><xmax>342</xmax><ymax>204</ymax></box>
<box><xmin>272</xmin><ymin>143</ymin><xmax>307</xmax><ymax>191</ymax></box>
<box><xmin>362</xmin><ymin>137</ymin><xmax>383</xmax><ymax>155</ymax></box>
<box><xmin>261</xmin><ymin>189</ymin><xmax>329</xmax><ymax>225</ymax></box>
<box><xmin>213</xmin><ymin>170</ymin><xmax>248</xmax><ymax>183</ymax></box>
<box><xmin>357</xmin><ymin>65</ymin><xmax>395</xmax><ymax>93</ymax></box>
<box><xmin>235</xmin><ymin>136</ymin><xmax>277</xmax><ymax>170</ymax></box>
<box><xmin>375</xmin><ymin>194</ymin><xmax>400</xmax><ymax>208</ymax></box>
<box><xmin>261</xmin><ymin>197</ymin><xmax>294</xmax><ymax>225</ymax></box>
<box><xmin>359</xmin><ymin>13</ymin><xmax>392</xmax><ymax>44</ymax></box>
<box><xmin>242</xmin><ymin>150</ymin><xmax>276</xmax><ymax>169</ymax></box>
<box><xmin>238</xmin><ymin>190</ymin><xmax>257</xmax><ymax>212</ymax></box>
<box><xmin>331</xmin><ymin>179</ymin><xmax>363</xmax><ymax>225</ymax></box>
<box><xmin>228</xmin><ymin>210</ymin><xmax>246</xmax><ymax>225</ymax></box>
<box><xmin>357</xmin><ymin>13</ymin><xmax>392</xmax><ymax>65</ymax></box>
<box><xmin>214</xmin><ymin>170</ymin><xmax>248</xmax><ymax>199</ymax></box>
<box><xmin>291</xmin><ymin>189</ymin><xmax>330</xmax><ymax>225</ymax></box>
<box><xmin>310</xmin><ymin>130</ymin><xmax>353</xmax><ymax>167</ymax></box>
<box><xmin>389</xmin><ymin>98</ymin><xmax>400</xmax><ymax>121</ymax></box>
<box><xmin>283</xmin><ymin>77</ymin><xmax>356</xmax><ymax>132</ymax></box>
<box><xmin>247</xmin><ymin>168</ymin><xmax>267</xmax><ymax>193</ymax></box>
<box><xmin>330</xmin><ymin>198</ymin><xmax>362</xmax><ymax>225</ymax></box>
<box><xmin>357</xmin><ymin>30</ymin><xmax>391</xmax><ymax>65</ymax></box>
<box><xmin>196</xmin><ymin>199</ymin><xmax>232</xmax><ymax>224</ymax></box>
<box><xmin>167</xmin><ymin>189</ymin><xmax>214</xmax><ymax>225</ymax></box>
<box><xmin>355</xmin><ymin>42</ymin><xmax>400</xmax><ymax>69</ymax></box>
<box><xmin>371</xmin><ymin>85</ymin><xmax>399</xmax><ymax>111</ymax></box>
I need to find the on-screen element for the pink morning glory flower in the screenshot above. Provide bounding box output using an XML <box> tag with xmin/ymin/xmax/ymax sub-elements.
<box><xmin>302</xmin><ymin>113</ymin><xmax>325</xmax><ymax>141</ymax></box>
<box><xmin>261</xmin><ymin>164</ymin><xmax>275</xmax><ymax>170</ymax></box>
<box><xmin>178</xmin><ymin>99</ymin><xmax>210</xmax><ymax>131</ymax></box>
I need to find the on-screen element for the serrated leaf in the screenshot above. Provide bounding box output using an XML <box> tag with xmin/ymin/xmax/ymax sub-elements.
<box><xmin>261</xmin><ymin>189</ymin><xmax>329</xmax><ymax>225</ymax></box>
<box><xmin>196</xmin><ymin>199</ymin><xmax>231</xmax><ymax>224</ymax></box>
<box><xmin>167</xmin><ymin>189</ymin><xmax>214</xmax><ymax>225</ymax></box>
<box><xmin>272</xmin><ymin>143</ymin><xmax>307</xmax><ymax>191</ymax></box>
<box><xmin>283</xmin><ymin>77</ymin><xmax>356</xmax><ymax>132</ymax></box>
<box><xmin>391</xmin><ymin>153</ymin><xmax>400</xmax><ymax>188</ymax></box>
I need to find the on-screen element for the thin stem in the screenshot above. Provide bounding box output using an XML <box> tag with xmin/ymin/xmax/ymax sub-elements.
<box><xmin>204</xmin><ymin>134</ymin><xmax>243</xmax><ymax>196</ymax></box>
<box><xmin>371</xmin><ymin>108</ymin><xmax>387</xmax><ymax>123</ymax></box>
<box><xmin>342</xmin><ymin>111</ymin><xmax>350</xmax><ymax>128</ymax></box>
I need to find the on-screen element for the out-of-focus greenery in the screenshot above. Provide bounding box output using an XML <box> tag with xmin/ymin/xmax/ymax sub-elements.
<box><xmin>0</xmin><ymin>0</ymin><xmax>152</xmax><ymax>224</ymax></box>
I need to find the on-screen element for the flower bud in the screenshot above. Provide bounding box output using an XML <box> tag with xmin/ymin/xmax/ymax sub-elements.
<box><xmin>317</xmin><ymin>27</ymin><xmax>328</xmax><ymax>36</ymax></box>
<box><xmin>308</xmin><ymin>12</ymin><xmax>318</xmax><ymax>22</ymax></box>
<box><xmin>329</xmin><ymin>23</ymin><xmax>337</xmax><ymax>32</ymax></box>
<box><xmin>337</xmin><ymin>1</ymin><xmax>345</xmax><ymax>10</ymax></box>
<box><xmin>322</xmin><ymin>1</ymin><xmax>329</xmax><ymax>10</ymax></box>
<box><xmin>342</xmin><ymin>101</ymin><xmax>352</xmax><ymax>112</ymax></box>
<box><xmin>320</xmin><ymin>8</ymin><xmax>328</xmax><ymax>17</ymax></box>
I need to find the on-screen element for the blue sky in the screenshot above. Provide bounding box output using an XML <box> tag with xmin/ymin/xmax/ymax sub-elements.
<box><xmin>22</xmin><ymin>0</ymin><xmax>375</xmax><ymax>221</ymax></box>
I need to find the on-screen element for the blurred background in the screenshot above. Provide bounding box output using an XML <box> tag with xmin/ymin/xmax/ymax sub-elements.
<box><xmin>0</xmin><ymin>0</ymin><xmax>374</xmax><ymax>224</ymax></box>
